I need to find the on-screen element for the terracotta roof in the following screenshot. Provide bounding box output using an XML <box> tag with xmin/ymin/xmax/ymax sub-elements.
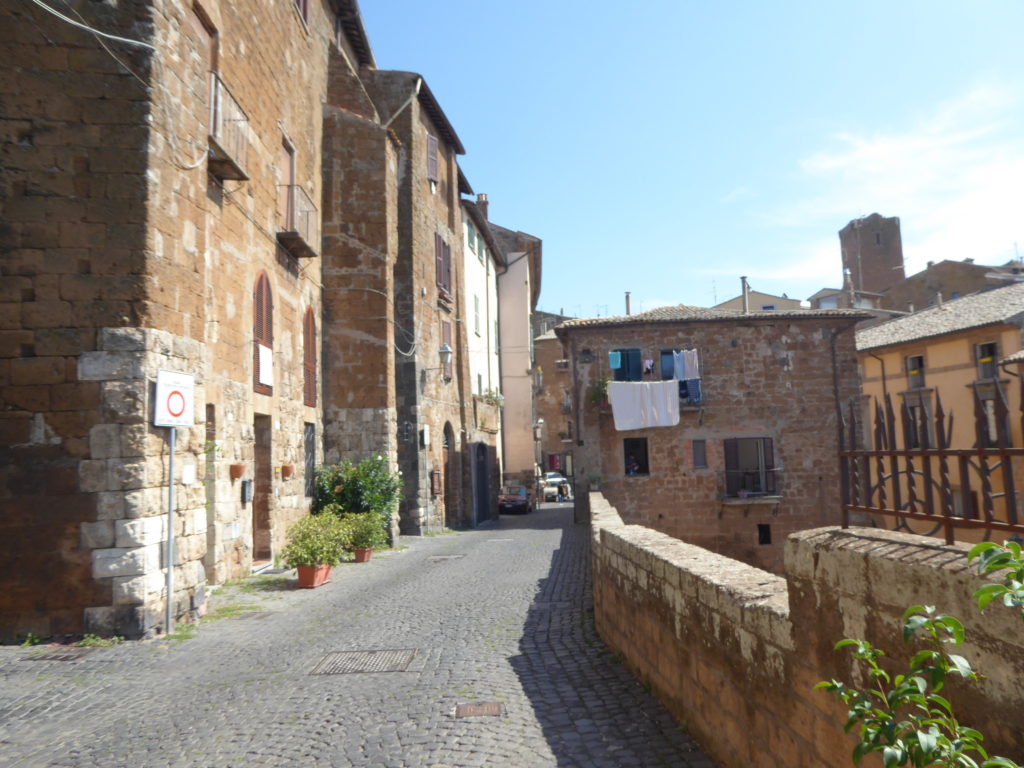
<box><xmin>1000</xmin><ymin>349</ymin><xmax>1024</xmax><ymax>365</ymax></box>
<box><xmin>556</xmin><ymin>304</ymin><xmax>869</xmax><ymax>333</ymax></box>
<box><xmin>856</xmin><ymin>282</ymin><xmax>1024</xmax><ymax>351</ymax></box>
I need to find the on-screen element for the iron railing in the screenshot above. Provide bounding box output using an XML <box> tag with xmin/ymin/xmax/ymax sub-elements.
<box><xmin>277</xmin><ymin>183</ymin><xmax>319</xmax><ymax>258</ymax></box>
<box><xmin>208</xmin><ymin>71</ymin><xmax>249</xmax><ymax>180</ymax></box>
<box><xmin>720</xmin><ymin>468</ymin><xmax>783</xmax><ymax>498</ymax></box>
<box><xmin>840</xmin><ymin>380</ymin><xmax>1024</xmax><ymax>544</ymax></box>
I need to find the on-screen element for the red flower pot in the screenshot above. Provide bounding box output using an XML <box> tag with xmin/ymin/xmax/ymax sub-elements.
<box><xmin>296</xmin><ymin>564</ymin><xmax>332</xmax><ymax>588</ymax></box>
<box><xmin>353</xmin><ymin>548</ymin><xmax>373</xmax><ymax>563</ymax></box>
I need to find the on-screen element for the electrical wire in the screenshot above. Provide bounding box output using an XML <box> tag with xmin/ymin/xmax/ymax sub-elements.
<box><xmin>28</xmin><ymin>0</ymin><xmax>155</xmax><ymax>49</ymax></box>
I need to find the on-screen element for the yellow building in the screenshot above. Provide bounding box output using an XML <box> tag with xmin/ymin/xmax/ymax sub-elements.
<box><xmin>855</xmin><ymin>282</ymin><xmax>1024</xmax><ymax>539</ymax></box>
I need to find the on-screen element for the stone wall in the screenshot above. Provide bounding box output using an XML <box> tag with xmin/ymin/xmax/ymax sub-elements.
<box><xmin>591</xmin><ymin>494</ymin><xmax>1024</xmax><ymax>767</ymax></box>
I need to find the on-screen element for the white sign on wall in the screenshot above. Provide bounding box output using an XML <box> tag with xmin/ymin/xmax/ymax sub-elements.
<box><xmin>258</xmin><ymin>344</ymin><xmax>273</xmax><ymax>386</ymax></box>
<box><xmin>154</xmin><ymin>370</ymin><xmax>195</xmax><ymax>427</ymax></box>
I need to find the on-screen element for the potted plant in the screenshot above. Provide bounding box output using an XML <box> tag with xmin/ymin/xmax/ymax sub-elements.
<box><xmin>343</xmin><ymin>512</ymin><xmax>387</xmax><ymax>563</ymax></box>
<box><xmin>281</xmin><ymin>513</ymin><xmax>351</xmax><ymax>588</ymax></box>
<box><xmin>587</xmin><ymin>377</ymin><xmax>610</xmax><ymax>409</ymax></box>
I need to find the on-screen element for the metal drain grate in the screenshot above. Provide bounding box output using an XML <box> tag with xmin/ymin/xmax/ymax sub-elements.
<box><xmin>310</xmin><ymin>649</ymin><xmax>417</xmax><ymax>675</ymax></box>
<box><xmin>426</xmin><ymin>555</ymin><xmax>465</xmax><ymax>562</ymax></box>
<box><xmin>26</xmin><ymin>648</ymin><xmax>96</xmax><ymax>662</ymax></box>
<box><xmin>234</xmin><ymin>611</ymin><xmax>275</xmax><ymax>621</ymax></box>
<box><xmin>455</xmin><ymin>702</ymin><xmax>503</xmax><ymax>718</ymax></box>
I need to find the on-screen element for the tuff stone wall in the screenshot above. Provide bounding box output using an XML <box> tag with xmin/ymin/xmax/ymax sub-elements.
<box><xmin>591</xmin><ymin>495</ymin><xmax>1024</xmax><ymax>767</ymax></box>
<box><xmin>567</xmin><ymin>317</ymin><xmax>860</xmax><ymax>572</ymax></box>
<box><xmin>839</xmin><ymin>213</ymin><xmax>905</xmax><ymax>295</ymax></box>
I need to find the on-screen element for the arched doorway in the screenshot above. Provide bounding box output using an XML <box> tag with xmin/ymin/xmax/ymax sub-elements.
<box><xmin>474</xmin><ymin>442</ymin><xmax>489</xmax><ymax>525</ymax></box>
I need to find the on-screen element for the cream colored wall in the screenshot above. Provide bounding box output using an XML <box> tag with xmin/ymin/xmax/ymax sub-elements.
<box><xmin>498</xmin><ymin>255</ymin><xmax>535</xmax><ymax>477</ymax></box>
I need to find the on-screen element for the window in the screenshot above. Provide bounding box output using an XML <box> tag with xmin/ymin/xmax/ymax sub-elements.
<box><xmin>611</xmin><ymin>348</ymin><xmax>642</xmax><ymax>381</ymax></box>
<box><xmin>253</xmin><ymin>272</ymin><xmax>273</xmax><ymax>394</ymax></box>
<box><xmin>279</xmin><ymin>138</ymin><xmax>296</xmax><ymax>231</ymax></box>
<box><xmin>723</xmin><ymin>437</ymin><xmax>776</xmax><ymax>496</ymax></box>
<box><xmin>623</xmin><ymin>438</ymin><xmax>649</xmax><ymax>476</ymax></box>
<box><xmin>474</xmin><ymin>295</ymin><xmax>480</xmax><ymax>336</ymax></box>
<box><xmin>875</xmin><ymin>232</ymin><xmax>882</xmax><ymax>245</ymax></box>
<box><xmin>466</xmin><ymin>217</ymin><xmax>476</xmax><ymax>253</ymax></box>
<box><xmin>304</xmin><ymin>423</ymin><xmax>315</xmax><ymax>498</ymax></box>
<box><xmin>435</xmin><ymin>233</ymin><xmax>452</xmax><ymax>296</ymax></box>
<box><xmin>441</xmin><ymin>320</ymin><xmax>452</xmax><ymax>380</ymax></box>
<box><xmin>907</xmin><ymin>404</ymin><xmax>928</xmax><ymax>448</ymax></box>
<box><xmin>477</xmin><ymin>374</ymin><xmax>482</xmax><ymax>394</ymax></box>
<box><xmin>980</xmin><ymin>397</ymin><xmax>1004</xmax><ymax>448</ymax></box>
<box><xmin>293</xmin><ymin>0</ymin><xmax>309</xmax><ymax>22</ymax></box>
<box><xmin>303</xmin><ymin>306</ymin><xmax>316</xmax><ymax>407</ymax></box>
<box><xmin>760</xmin><ymin>304</ymin><xmax>775</xmax><ymax>311</ymax></box>
<box><xmin>692</xmin><ymin>439</ymin><xmax>707</xmax><ymax>469</ymax></box>
<box><xmin>659</xmin><ymin>349</ymin><xmax>675</xmax><ymax>380</ymax></box>
<box><xmin>905</xmin><ymin>355</ymin><xmax>925</xmax><ymax>389</ymax></box>
<box><xmin>976</xmin><ymin>342</ymin><xmax>997</xmax><ymax>380</ymax></box>
<box><xmin>426</xmin><ymin>134</ymin><xmax>439</xmax><ymax>184</ymax></box>
<box><xmin>758</xmin><ymin>524</ymin><xmax>772</xmax><ymax>545</ymax></box>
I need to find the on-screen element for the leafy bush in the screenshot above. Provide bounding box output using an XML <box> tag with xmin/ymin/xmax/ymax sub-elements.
<box><xmin>340</xmin><ymin>512</ymin><xmax>388</xmax><ymax>551</ymax></box>
<box><xmin>816</xmin><ymin>541</ymin><xmax>1024</xmax><ymax>768</ymax></box>
<box><xmin>281</xmin><ymin>514</ymin><xmax>352</xmax><ymax>568</ymax></box>
<box><xmin>312</xmin><ymin>457</ymin><xmax>402</xmax><ymax>529</ymax></box>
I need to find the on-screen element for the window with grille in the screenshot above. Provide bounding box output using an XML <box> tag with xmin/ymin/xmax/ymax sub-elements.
<box><xmin>303</xmin><ymin>306</ymin><xmax>316</xmax><ymax>407</ymax></box>
<box><xmin>906</xmin><ymin>355</ymin><xmax>925</xmax><ymax>389</ymax></box>
<box><xmin>723</xmin><ymin>437</ymin><xmax>776</xmax><ymax>496</ymax></box>
<box><xmin>253</xmin><ymin>272</ymin><xmax>273</xmax><ymax>395</ymax></box>
<box><xmin>976</xmin><ymin>342</ymin><xmax>997</xmax><ymax>380</ymax></box>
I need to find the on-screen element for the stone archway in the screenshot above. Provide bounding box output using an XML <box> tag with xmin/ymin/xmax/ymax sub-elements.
<box><xmin>442</xmin><ymin>423</ymin><xmax>455</xmax><ymax>526</ymax></box>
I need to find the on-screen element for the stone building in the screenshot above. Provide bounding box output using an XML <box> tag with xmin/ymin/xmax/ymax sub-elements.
<box><xmin>533</xmin><ymin>329</ymin><xmax>574</xmax><ymax>479</ymax></box>
<box><xmin>557</xmin><ymin>305</ymin><xmax>867</xmax><ymax>572</ymax></box>
<box><xmin>0</xmin><ymin>0</ymin><xmax>380</xmax><ymax>639</ymax></box>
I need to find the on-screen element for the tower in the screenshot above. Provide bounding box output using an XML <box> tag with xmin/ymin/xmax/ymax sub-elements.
<box><xmin>839</xmin><ymin>213</ymin><xmax>905</xmax><ymax>295</ymax></box>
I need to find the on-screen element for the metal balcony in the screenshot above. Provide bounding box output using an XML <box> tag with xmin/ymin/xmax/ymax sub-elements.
<box><xmin>207</xmin><ymin>71</ymin><xmax>249</xmax><ymax>181</ymax></box>
<box><xmin>277</xmin><ymin>183</ymin><xmax>319</xmax><ymax>259</ymax></box>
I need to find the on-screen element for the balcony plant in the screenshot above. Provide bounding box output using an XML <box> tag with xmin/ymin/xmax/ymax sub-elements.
<box><xmin>587</xmin><ymin>377</ymin><xmax>610</xmax><ymax>408</ymax></box>
<box><xmin>281</xmin><ymin>513</ymin><xmax>352</xmax><ymax>588</ymax></box>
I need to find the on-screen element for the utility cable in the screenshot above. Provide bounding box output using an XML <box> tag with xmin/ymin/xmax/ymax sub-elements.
<box><xmin>28</xmin><ymin>0</ymin><xmax>155</xmax><ymax>49</ymax></box>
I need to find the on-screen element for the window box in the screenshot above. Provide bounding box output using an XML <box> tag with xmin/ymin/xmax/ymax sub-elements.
<box><xmin>277</xmin><ymin>183</ymin><xmax>319</xmax><ymax>259</ymax></box>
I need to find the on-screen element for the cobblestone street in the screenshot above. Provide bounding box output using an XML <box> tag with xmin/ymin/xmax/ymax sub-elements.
<box><xmin>0</xmin><ymin>505</ymin><xmax>715</xmax><ymax>768</ymax></box>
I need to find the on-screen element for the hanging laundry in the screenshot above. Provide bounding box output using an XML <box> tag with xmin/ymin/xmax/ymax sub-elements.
<box><xmin>643</xmin><ymin>358</ymin><xmax>655</xmax><ymax>376</ymax></box>
<box><xmin>608</xmin><ymin>381</ymin><xmax>680</xmax><ymax>430</ymax></box>
<box><xmin>682</xmin><ymin>349</ymin><xmax>701</xmax><ymax>380</ymax></box>
<box><xmin>672</xmin><ymin>350</ymin><xmax>684</xmax><ymax>378</ymax></box>
<box><xmin>647</xmin><ymin>380</ymin><xmax>680</xmax><ymax>427</ymax></box>
<box><xmin>608</xmin><ymin>350</ymin><xmax>622</xmax><ymax>369</ymax></box>
<box><xmin>685</xmin><ymin>378</ymin><xmax>702</xmax><ymax>405</ymax></box>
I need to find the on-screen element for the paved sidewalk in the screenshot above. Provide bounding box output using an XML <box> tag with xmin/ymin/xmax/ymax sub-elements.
<box><xmin>0</xmin><ymin>505</ymin><xmax>716</xmax><ymax>767</ymax></box>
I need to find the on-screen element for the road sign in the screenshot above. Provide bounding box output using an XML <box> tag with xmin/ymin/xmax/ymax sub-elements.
<box><xmin>154</xmin><ymin>370</ymin><xmax>195</xmax><ymax>427</ymax></box>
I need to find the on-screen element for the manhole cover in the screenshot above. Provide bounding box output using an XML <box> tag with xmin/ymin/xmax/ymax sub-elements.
<box><xmin>310</xmin><ymin>649</ymin><xmax>417</xmax><ymax>675</ymax></box>
<box><xmin>234</xmin><ymin>611</ymin><xmax>274</xmax><ymax>621</ymax></box>
<box><xmin>455</xmin><ymin>702</ymin><xmax>503</xmax><ymax>718</ymax></box>
<box><xmin>26</xmin><ymin>648</ymin><xmax>96</xmax><ymax>662</ymax></box>
<box><xmin>426</xmin><ymin>555</ymin><xmax>465</xmax><ymax>562</ymax></box>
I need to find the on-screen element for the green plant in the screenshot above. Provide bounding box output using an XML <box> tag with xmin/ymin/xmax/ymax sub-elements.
<box><xmin>19</xmin><ymin>632</ymin><xmax>42</xmax><ymax>648</ymax></box>
<box><xmin>816</xmin><ymin>541</ymin><xmax>1024</xmax><ymax>768</ymax></box>
<box><xmin>341</xmin><ymin>512</ymin><xmax>388</xmax><ymax>550</ymax></box>
<box><xmin>480</xmin><ymin>388</ymin><xmax>504</xmax><ymax>407</ymax></box>
<box><xmin>587</xmin><ymin>377</ymin><xmax>610</xmax><ymax>406</ymax></box>
<box><xmin>312</xmin><ymin>457</ymin><xmax>402</xmax><ymax>530</ymax></box>
<box><xmin>77</xmin><ymin>634</ymin><xmax>123</xmax><ymax>647</ymax></box>
<box><xmin>280</xmin><ymin>514</ymin><xmax>352</xmax><ymax>568</ymax></box>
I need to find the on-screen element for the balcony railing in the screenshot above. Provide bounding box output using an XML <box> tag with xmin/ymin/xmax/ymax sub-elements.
<box><xmin>208</xmin><ymin>71</ymin><xmax>249</xmax><ymax>180</ymax></box>
<box><xmin>277</xmin><ymin>183</ymin><xmax>319</xmax><ymax>259</ymax></box>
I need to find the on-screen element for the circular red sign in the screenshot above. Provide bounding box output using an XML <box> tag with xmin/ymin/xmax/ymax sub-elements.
<box><xmin>167</xmin><ymin>390</ymin><xmax>186</xmax><ymax>418</ymax></box>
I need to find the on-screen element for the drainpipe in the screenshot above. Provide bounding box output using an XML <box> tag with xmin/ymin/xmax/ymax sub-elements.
<box><xmin>868</xmin><ymin>350</ymin><xmax>888</xmax><ymax>400</ymax></box>
<box><xmin>741</xmin><ymin>276</ymin><xmax>749</xmax><ymax>314</ymax></box>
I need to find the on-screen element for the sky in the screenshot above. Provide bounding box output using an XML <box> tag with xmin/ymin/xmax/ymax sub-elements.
<box><xmin>358</xmin><ymin>1</ymin><xmax>1024</xmax><ymax>318</ymax></box>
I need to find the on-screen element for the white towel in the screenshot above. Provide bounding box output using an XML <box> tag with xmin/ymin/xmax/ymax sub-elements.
<box><xmin>608</xmin><ymin>381</ymin><xmax>679</xmax><ymax>430</ymax></box>
<box><xmin>682</xmin><ymin>349</ymin><xmax>700</xmax><ymax>380</ymax></box>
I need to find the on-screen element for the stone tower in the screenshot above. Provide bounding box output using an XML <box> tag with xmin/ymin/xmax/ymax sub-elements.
<box><xmin>839</xmin><ymin>213</ymin><xmax>905</xmax><ymax>295</ymax></box>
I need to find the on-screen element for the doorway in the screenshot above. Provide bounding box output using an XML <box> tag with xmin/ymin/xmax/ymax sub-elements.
<box><xmin>442</xmin><ymin>423</ymin><xmax>455</xmax><ymax>527</ymax></box>
<box><xmin>253</xmin><ymin>414</ymin><xmax>272</xmax><ymax>562</ymax></box>
<box><xmin>474</xmin><ymin>442</ymin><xmax>489</xmax><ymax>525</ymax></box>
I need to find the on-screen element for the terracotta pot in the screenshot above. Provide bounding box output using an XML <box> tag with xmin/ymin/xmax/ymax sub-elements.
<box><xmin>281</xmin><ymin>464</ymin><xmax>294</xmax><ymax>478</ymax></box>
<box><xmin>353</xmin><ymin>548</ymin><xmax>373</xmax><ymax>563</ymax></box>
<box><xmin>229</xmin><ymin>463</ymin><xmax>245</xmax><ymax>480</ymax></box>
<box><xmin>296</xmin><ymin>564</ymin><xmax>332</xmax><ymax>588</ymax></box>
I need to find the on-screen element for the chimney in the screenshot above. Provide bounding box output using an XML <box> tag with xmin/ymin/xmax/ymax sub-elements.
<box><xmin>625</xmin><ymin>291</ymin><xmax>631</xmax><ymax>316</ymax></box>
<box><xmin>740</xmin><ymin>276</ymin><xmax>749</xmax><ymax>314</ymax></box>
<box><xmin>927</xmin><ymin>261</ymin><xmax>934</xmax><ymax>269</ymax></box>
<box><xmin>476</xmin><ymin>192</ymin><xmax>488</xmax><ymax>220</ymax></box>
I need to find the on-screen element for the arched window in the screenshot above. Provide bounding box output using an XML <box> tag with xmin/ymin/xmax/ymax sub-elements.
<box><xmin>254</xmin><ymin>271</ymin><xmax>273</xmax><ymax>394</ymax></box>
<box><xmin>303</xmin><ymin>306</ymin><xmax>316</xmax><ymax>407</ymax></box>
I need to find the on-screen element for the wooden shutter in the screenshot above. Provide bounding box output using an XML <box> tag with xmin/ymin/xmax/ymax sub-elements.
<box><xmin>443</xmin><ymin>240</ymin><xmax>452</xmax><ymax>293</ymax></box>
<box><xmin>254</xmin><ymin>272</ymin><xmax>273</xmax><ymax>395</ymax></box>
<box><xmin>626</xmin><ymin>349</ymin><xmax>642</xmax><ymax>381</ymax></box>
<box><xmin>723</xmin><ymin>438</ymin><xmax>740</xmax><ymax>496</ymax></box>
<box><xmin>435</xmin><ymin>233</ymin><xmax>444</xmax><ymax>288</ymax></box>
<box><xmin>426</xmin><ymin>135</ymin><xmax>439</xmax><ymax>182</ymax></box>
<box><xmin>442</xmin><ymin>320</ymin><xmax>452</xmax><ymax>380</ymax></box>
<box><xmin>303</xmin><ymin>306</ymin><xmax>316</xmax><ymax>407</ymax></box>
<box><xmin>761</xmin><ymin>438</ymin><xmax>776</xmax><ymax>494</ymax></box>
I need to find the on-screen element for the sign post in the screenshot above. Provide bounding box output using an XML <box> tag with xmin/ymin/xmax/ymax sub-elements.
<box><xmin>154</xmin><ymin>370</ymin><xmax>195</xmax><ymax>635</ymax></box>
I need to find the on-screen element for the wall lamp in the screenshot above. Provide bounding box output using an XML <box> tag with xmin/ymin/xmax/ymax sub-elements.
<box><xmin>421</xmin><ymin>344</ymin><xmax>454</xmax><ymax>377</ymax></box>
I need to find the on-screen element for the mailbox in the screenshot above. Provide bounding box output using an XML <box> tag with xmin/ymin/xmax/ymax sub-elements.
<box><xmin>241</xmin><ymin>479</ymin><xmax>254</xmax><ymax>504</ymax></box>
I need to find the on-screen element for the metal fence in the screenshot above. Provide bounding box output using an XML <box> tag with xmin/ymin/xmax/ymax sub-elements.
<box><xmin>840</xmin><ymin>380</ymin><xmax>1024</xmax><ymax>544</ymax></box>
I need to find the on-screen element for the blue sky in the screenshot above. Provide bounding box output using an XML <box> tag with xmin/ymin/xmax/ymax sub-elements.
<box><xmin>359</xmin><ymin>1</ymin><xmax>1024</xmax><ymax>318</ymax></box>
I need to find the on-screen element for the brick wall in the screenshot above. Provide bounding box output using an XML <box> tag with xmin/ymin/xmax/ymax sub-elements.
<box><xmin>566</xmin><ymin>316</ymin><xmax>860</xmax><ymax>572</ymax></box>
<box><xmin>839</xmin><ymin>213</ymin><xmax>905</xmax><ymax>295</ymax></box>
<box><xmin>591</xmin><ymin>496</ymin><xmax>1024</xmax><ymax>767</ymax></box>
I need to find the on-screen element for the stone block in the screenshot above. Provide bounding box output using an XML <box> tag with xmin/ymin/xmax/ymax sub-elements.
<box><xmin>89</xmin><ymin>423</ymin><xmax>121</xmax><ymax>459</ymax></box>
<box><xmin>80</xmin><ymin>519</ymin><xmax>115</xmax><ymax>549</ymax></box>
<box><xmin>101</xmin><ymin>381</ymin><xmax>146</xmax><ymax>424</ymax></box>
<box><xmin>83</xmin><ymin>606</ymin><xmax>117</xmax><ymax>636</ymax></box>
<box><xmin>183</xmin><ymin>505</ymin><xmax>207</xmax><ymax>537</ymax></box>
<box><xmin>99</xmin><ymin>326</ymin><xmax>147</xmax><ymax>352</ymax></box>
<box><xmin>107</xmin><ymin>458</ymin><xmax>147</xmax><ymax>490</ymax></box>
<box><xmin>115</xmin><ymin>515</ymin><xmax>166</xmax><ymax>548</ymax></box>
<box><xmin>91</xmin><ymin>544</ymin><xmax>160</xmax><ymax>579</ymax></box>
<box><xmin>96</xmin><ymin>491</ymin><xmax>126</xmax><ymax>520</ymax></box>
<box><xmin>123</xmin><ymin>487</ymin><xmax>164</xmax><ymax>518</ymax></box>
<box><xmin>10</xmin><ymin>356</ymin><xmax>66</xmax><ymax>385</ymax></box>
<box><xmin>112</xmin><ymin>570</ymin><xmax>164</xmax><ymax>605</ymax></box>
<box><xmin>78</xmin><ymin>350</ymin><xmax>142</xmax><ymax>381</ymax></box>
<box><xmin>78</xmin><ymin>459</ymin><xmax>108</xmax><ymax>493</ymax></box>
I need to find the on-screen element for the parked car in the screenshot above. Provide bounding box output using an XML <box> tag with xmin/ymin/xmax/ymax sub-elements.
<box><xmin>542</xmin><ymin>472</ymin><xmax>569</xmax><ymax>501</ymax></box>
<box><xmin>498</xmin><ymin>485</ymin><xmax>532</xmax><ymax>514</ymax></box>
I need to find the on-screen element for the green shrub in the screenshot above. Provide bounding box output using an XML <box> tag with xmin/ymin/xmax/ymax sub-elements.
<box><xmin>312</xmin><ymin>456</ymin><xmax>402</xmax><ymax>529</ymax></box>
<box><xmin>281</xmin><ymin>514</ymin><xmax>352</xmax><ymax>568</ymax></box>
<box><xmin>341</xmin><ymin>512</ymin><xmax>388</xmax><ymax>551</ymax></box>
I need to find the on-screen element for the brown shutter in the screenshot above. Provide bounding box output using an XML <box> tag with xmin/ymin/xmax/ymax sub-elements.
<box><xmin>762</xmin><ymin>438</ymin><xmax>776</xmax><ymax>494</ymax></box>
<box><xmin>444</xmin><ymin>241</ymin><xmax>452</xmax><ymax>293</ymax></box>
<box><xmin>435</xmin><ymin>233</ymin><xmax>443</xmax><ymax>287</ymax></box>
<box><xmin>426</xmin><ymin>135</ymin><xmax>438</xmax><ymax>182</ymax></box>
<box><xmin>723</xmin><ymin>438</ymin><xmax>740</xmax><ymax>496</ymax></box>
<box><xmin>442</xmin><ymin>320</ymin><xmax>452</xmax><ymax>380</ymax></box>
<box><xmin>303</xmin><ymin>307</ymin><xmax>316</xmax><ymax>407</ymax></box>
